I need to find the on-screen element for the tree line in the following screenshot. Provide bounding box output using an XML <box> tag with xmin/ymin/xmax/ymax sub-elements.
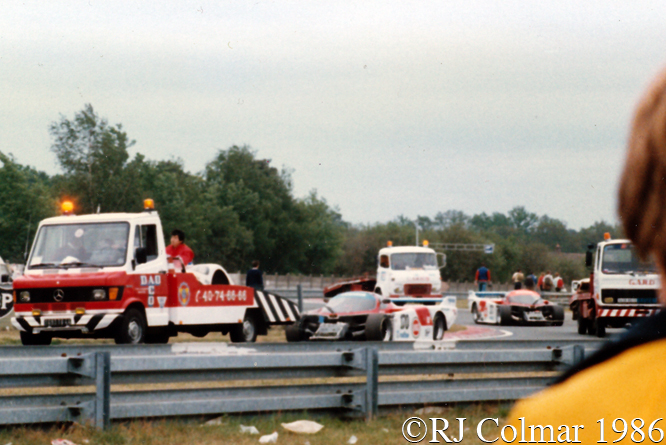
<box><xmin>0</xmin><ymin>105</ymin><xmax>621</xmax><ymax>284</ymax></box>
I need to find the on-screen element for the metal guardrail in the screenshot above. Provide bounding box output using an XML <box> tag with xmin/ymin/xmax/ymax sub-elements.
<box><xmin>0</xmin><ymin>340</ymin><xmax>594</xmax><ymax>429</ymax></box>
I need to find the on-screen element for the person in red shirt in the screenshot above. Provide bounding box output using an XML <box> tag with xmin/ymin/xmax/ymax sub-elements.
<box><xmin>166</xmin><ymin>229</ymin><xmax>194</xmax><ymax>268</ymax></box>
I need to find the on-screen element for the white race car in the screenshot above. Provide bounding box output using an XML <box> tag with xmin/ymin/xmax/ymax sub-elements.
<box><xmin>286</xmin><ymin>291</ymin><xmax>458</xmax><ymax>341</ymax></box>
<box><xmin>468</xmin><ymin>290</ymin><xmax>564</xmax><ymax>326</ymax></box>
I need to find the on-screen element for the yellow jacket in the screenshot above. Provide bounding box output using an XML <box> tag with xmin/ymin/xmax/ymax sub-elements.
<box><xmin>505</xmin><ymin>313</ymin><xmax>666</xmax><ymax>444</ymax></box>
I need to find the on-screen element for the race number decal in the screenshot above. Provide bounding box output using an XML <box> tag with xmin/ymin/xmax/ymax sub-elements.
<box><xmin>0</xmin><ymin>292</ymin><xmax>13</xmax><ymax>318</ymax></box>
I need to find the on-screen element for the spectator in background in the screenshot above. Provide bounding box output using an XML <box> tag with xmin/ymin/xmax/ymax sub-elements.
<box><xmin>505</xmin><ymin>60</ymin><xmax>666</xmax><ymax>444</ymax></box>
<box><xmin>536</xmin><ymin>272</ymin><xmax>545</xmax><ymax>291</ymax></box>
<box><xmin>246</xmin><ymin>260</ymin><xmax>264</xmax><ymax>291</ymax></box>
<box><xmin>542</xmin><ymin>270</ymin><xmax>554</xmax><ymax>292</ymax></box>
<box><xmin>554</xmin><ymin>272</ymin><xmax>565</xmax><ymax>292</ymax></box>
<box><xmin>166</xmin><ymin>229</ymin><xmax>194</xmax><ymax>267</ymax></box>
<box><xmin>524</xmin><ymin>276</ymin><xmax>536</xmax><ymax>291</ymax></box>
<box><xmin>511</xmin><ymin>269</ymin><xmax>525</xmax><ymax>290</ymax></box>
<box><xmin>474</xmin><ymin>264</ymin><xmax>491</xmax><ymax>291</ymax></box>
<box><xmin>527</xmin><ymin>271</ymin><xmax>538</xmax><ymax>287</ymax></box>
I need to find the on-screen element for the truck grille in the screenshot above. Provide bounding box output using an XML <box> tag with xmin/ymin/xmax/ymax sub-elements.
<box><xmin>16</xmin><ymin>286</ymin><xmax>124</xmax><ymax>303</ymax></box>
<box><xmin>601</xmin><ymin>288</ymin><xmax>657</xmax><ymax>304</ymax></box>
<box><xmin>403</xmin><ymin>284</ymin><xmax>432</xmax><ymax>296</ymax></box>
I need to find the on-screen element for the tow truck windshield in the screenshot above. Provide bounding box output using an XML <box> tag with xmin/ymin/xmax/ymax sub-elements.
<box><xmin>602</xmin><ymin>243</ymin><xmax>657</xmax><ymax>274</ymax></box>
<box><xmin>28</xmin><ymin>222</ymin><xmax>130</xmax><ymax>269</ymax></box>
<box><xmin>390</xmin><ymin>253</ymin><xmax>438</xmax><ymax>270</ymax></box>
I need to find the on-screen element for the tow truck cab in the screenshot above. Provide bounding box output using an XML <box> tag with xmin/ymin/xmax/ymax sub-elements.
<box><xmin>12</xmin><ymin>200</ymin><xmax>298</xmax><ymax>345</ymax></box>
<box><xmin>573</xmin><ymin>234</ymin><xmax>660</xmax><ymax>337</ymax></box>
<box><xmin>374</xmin><ymin>241</ymin><xmax>445</xmax><ymax>298</ymax></box>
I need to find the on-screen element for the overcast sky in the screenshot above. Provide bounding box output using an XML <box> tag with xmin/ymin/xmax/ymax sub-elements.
<box><xmin>3</xmin><ymin>1</ymin><xmax>666</xmax><ymax>229</ymax></box>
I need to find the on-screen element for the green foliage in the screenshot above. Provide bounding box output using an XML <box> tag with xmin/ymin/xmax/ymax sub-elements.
<box><xmin>0</xmin><ymin>152</ymin><xmax>55</xmax><ymax>262</ymax></box>
<box><xmin>337</xmin><ymin>206</ymin><xmax>612</xmax><ymax>285</ymax></box>
<box><xmin>49</xmin><ymin>104</ymin><xmax>140</xmax><ymax>213</ymax></box>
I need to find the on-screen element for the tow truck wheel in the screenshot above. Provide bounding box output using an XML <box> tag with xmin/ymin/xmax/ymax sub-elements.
<box><xmin>433</xmin><ymin>314</ymin><xmax>447</xmax><ymax>340</ymax></box>
<box><xmin>230</xmin><ymin>314</ymin><xmax>258</xmax><ymax>343</ymax></box>
<box><xmin>577</xmin><ymin>316</ymin><xmax>589</xmax><ymax>335</ymax></box>
<box><xmin>115</xmin><ymin>308</ymin><xmax>147</xmax><ymax>344</ymax></box>
<box><xmin>595</xmin><ymin>319</ymin><xmax>606</xmax><ymax>338</ymax></box>
<box><xmin>20</xmin><ymin>331</ymin><xmax>52</xmax><ymax>346</ymax></box>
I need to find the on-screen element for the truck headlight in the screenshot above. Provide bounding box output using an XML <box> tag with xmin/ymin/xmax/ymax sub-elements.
<box><xmin>92</xmin><ymin>289</ymin><xmax>107</xmax><ymax>300</ymax></box>
<box><xmin>19</xmin><ymin>291</ymin><xmax>30</xmax><ymax>302</ymax></box>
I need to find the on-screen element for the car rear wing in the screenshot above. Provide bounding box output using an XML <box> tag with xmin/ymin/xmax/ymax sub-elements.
<box><xmin>391</xmin><ymin>296</ymin><xmax>456</xmax><ymax>306</ymax></box>
<box><xmin>469</xmin><ymin>290</ymin><xmax>507</xmax><ymax>298</ymax></box>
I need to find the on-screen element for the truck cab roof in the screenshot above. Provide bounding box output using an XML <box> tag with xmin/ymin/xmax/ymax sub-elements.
<box><xmin>378</xmin><ymin>246</ymin><xmax>436</xmax><ymax>255</ymax></box>
<box><xmin>38</xmin><ymin>212</ymin><xmax>159</xmax><ymax>226</ymax></box>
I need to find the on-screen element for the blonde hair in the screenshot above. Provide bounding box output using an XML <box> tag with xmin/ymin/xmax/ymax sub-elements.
<box><xmin>619</xmin><ymin>67</ymin><xmax>666</xmax><ymax>266</ymax></box>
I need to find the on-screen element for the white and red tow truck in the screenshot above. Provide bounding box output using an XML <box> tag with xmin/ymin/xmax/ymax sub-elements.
<box><xmin>570</xmin><ymin>233</ymin><xmax>660</xmax><ymax>337</ymax></box>
<box><xmin>12</xmin><ymin>199</ymin><xmax>299</xmax><ymax>345</ymax></box>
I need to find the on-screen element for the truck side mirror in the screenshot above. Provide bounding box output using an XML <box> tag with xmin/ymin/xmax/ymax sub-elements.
<box><xmin>379</xmin><ymin>255</ymin><xmax>389</xmax><ymax>269</ymax></box>
<box><xmin>585</xmin><ymin>250</ymin><xmax>593</xmax><ymax>268</ymax></box>
<box><xmin>438</xmin><ymin>253</ymin><xmax>447</xmax><ymax>269</ymax></box>
<box><xmin>135</xmin><ymin>247</ymin><xmax>148</xmax><ymax>265</ymax></box>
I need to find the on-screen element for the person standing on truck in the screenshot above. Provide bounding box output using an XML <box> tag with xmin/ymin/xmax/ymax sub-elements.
<box><xmin>504</xmin><ymin>63</ymin><xmax>666</xmax><ymax>442</ymax></box>
<box><xmin>246</xmin><ymin>260</ymin><xmax>264</xmax><ymax>291</ymax></box>
<box><xmin>166</xmin><ymin>229</ymin><xmax>194</xmax><ymax>266</ymax></box>
<box><xmin>474</xmin><ymin>264</ymin><xmax>491</xmax><ymax>291</ymax></box>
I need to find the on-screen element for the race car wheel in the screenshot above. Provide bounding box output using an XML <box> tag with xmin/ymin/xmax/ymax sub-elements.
<box><xmin>285</xmin><ymin>321</ymin><xmax>304</xmax><ymax>342</ymax></box>
<box><xmin>230</xmin><ymin>314</ymin><xmax>258</xmax><ymax>343</ymax></box>
<box><xmin>433</xmin><ymin>314</ymin><xmax>447</xmax><ymax>340</ymax></box>
<box><xmin>115</xmin><ymin>308</ymin><xmax>147</xmax><ymax>344</ymax></box>
<box><xmin>471</xmin><ymin>304</ymin><xmax>481</xmax><ymax>324</ymax></box>
<box><xmin>577</xmin><ymin>316</ymin><xmax>589</xmax><ymax>335</ymax></box>
<box><xmin>551</xmin><ymin>306</ymin><xmax>565</xmax><ymax>326</ymax></box>
<box><xmin>365</xmin><ymin>314</ymin><xmax>392</xmax><ymax>341</ymax></box>
<box><xmin>20</xmin><ymin>331</ymin><xmax>52</xmax><ymax>346</ymax></box>
<box><xmin>498</xmin><ymin>305</ymin><xmax>513</xmax><ymax>325</ymax></box>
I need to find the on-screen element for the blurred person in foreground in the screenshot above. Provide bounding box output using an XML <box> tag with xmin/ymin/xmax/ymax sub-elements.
<box><xmin>505</xmin><ymin>67</ymin><xmax>666</xmax><ymax>443</ymax></box>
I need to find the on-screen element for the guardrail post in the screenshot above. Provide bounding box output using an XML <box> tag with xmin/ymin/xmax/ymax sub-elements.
<box><xmin>297</xmin><ymin>284</ymin><xmax>303</xmax><ymax>313</ymax></box>
<box><xmin>365</xmin><ymin>347</ymin><xmax>378</xmax><ymax>420</ymax></box>
<box><xmin>572</xmin><ymin>345</ymin><xmax>585</xmax><ymax>366</ymax></box>
<box><xmin>95</xmin><ymin>352</ymin><xmax>111</xmax><ymax>429</ymax></box>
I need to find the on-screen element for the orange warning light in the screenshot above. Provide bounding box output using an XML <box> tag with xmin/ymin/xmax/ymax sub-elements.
<box><xmin>61</xmin><ymin>201</ymin><xmax>74</xmax><ymax>215</ymax></box>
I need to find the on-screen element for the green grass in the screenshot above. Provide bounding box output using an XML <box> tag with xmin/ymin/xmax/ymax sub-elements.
<box><xmin>0</xmin><ymin>402</ymin><xmax>514</xmax><ymax>445</ymax></box>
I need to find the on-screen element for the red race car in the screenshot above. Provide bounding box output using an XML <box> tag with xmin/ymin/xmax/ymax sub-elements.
<box><xmin>469</xmin><ymin>289</ymin><xmax>564</xmax><ymax>326</ymax></box>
